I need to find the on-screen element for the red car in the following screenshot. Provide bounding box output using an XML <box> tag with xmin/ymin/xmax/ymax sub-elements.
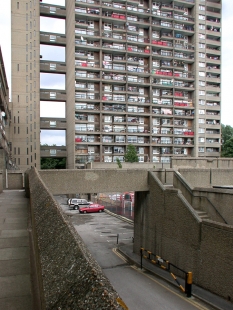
<box><xmin>79</xmin><ymin>204</ymin><xmax>105</xmax><ymax>214</ymax></box>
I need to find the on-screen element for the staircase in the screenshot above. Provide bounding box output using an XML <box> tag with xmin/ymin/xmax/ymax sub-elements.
<box><xmin>195</xmin><ymin>210</ymin><xmax>210</xmax><ymax>220</ymax></box>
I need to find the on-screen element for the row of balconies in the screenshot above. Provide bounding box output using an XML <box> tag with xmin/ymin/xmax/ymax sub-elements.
<box><xmin>75</xmin><ymin>81</ymin><xmax>194</xmax><ymax>91</ymax></box>
<box><xmin>75</xmin><ymin>6</ymin><xmax>195</xmax><ymax>24</ymax></box>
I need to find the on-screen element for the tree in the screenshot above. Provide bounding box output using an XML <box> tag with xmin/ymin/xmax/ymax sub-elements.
<box><xmin>41</xmin><ymin>158</ymin><xmax>66</xmax><ymax>169</ymax></box>
<box><xmin>221</xmin><ymin>137</ymin><xmax>233</xmax><ymax>158</ymax></box>
<box><xmin>222</xmin><ymin>124</ymin><xmax>233</xmax><ymax>145</ymax></box>
<box><xmin>124</xmin><ymin>144</ymin><xmax>139</xmax><ymax>163</ymax></box>
<box><xmin>116</xmin><ymin>158</ymin><xmax>122</xmax><ymax>168</ymax></box>
<box><xmin>221</xmin><ymin>124</ymin><xmax>233</xmax><ymax>156</ymax></box>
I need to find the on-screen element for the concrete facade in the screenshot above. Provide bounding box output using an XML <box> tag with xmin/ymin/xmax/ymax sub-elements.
<box><xmin>39</xmin><ymin>168</ymin><xmax>149</xmax><ymax>195</ymax></box>
<box><xmin>11</xmin><ymin>0</ymin><xmax>41</xmax><ymax>170</ymax></box>
<box><xmin>134</xmin><ymin>171</ymin><xmax>233</xmax><ymax>301</ymax></box>
<box><xmin>11</xmin><ymin>0</ymin><xmax>222</xmax><ymax>170</ymax></box>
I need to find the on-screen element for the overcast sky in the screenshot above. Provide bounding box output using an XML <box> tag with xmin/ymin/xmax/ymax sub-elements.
<box><xmin>0</xmin><ymin>0</ymin><xmax>232</xmax><ymax>138</ymax></box>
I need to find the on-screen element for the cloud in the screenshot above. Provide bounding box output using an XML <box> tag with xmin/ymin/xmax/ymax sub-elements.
<box><xmin>40</xmin><ymin>73</ymin><xmax>65</xmax><ymax>89</ymax></box>
<box><xmin>40</xmin><ymin>45</ymin><xmax>65</xmax><ymax>61</ymax></box>
<box><xmin>40</xmin><ymin>129</ymin><xmax>66</xmax><ymax>146</ymax></box>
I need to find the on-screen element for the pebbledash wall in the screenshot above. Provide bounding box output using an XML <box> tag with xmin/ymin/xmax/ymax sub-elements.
<box><xmin>134</xmin><ymin>171</ymin><xmax>233</xmax><ymax>301</ymax></box>
<box><xmin>27</xmin><ymin>168</ymin><xmax>126</xmax><ymax>309</ymax></box>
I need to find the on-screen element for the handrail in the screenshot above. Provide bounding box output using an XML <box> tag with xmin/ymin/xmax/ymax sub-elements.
<box><xmin>140</xmin><ymin>248</ymin><xmax>192</xmax><ymax>297</ymax></box>
<box><xmin>174</xmin><ymin>171</ymin><xmax>228</xmax><ymax>224</ymax></box>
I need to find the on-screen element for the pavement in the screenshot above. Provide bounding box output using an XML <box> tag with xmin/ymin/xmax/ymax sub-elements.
<box><xmin>105</xmin><ymin>210</ymin><xmax>233</xmax><ymax>310</ymax></box>
<box><xmin>0</xmin><ymin>191</ymin><xmax>232</xmax><ymax>310</ymax></box>
<box><xmin>0</xmin><ymin>190</ymin><xmax>38</xmax><ymax>310</ymax></box>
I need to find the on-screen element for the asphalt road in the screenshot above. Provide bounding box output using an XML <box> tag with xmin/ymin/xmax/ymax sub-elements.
<box><xmin>57</xmin><ymin>197</ymin><xmax>215</xmax><ymax>310</ymax></box>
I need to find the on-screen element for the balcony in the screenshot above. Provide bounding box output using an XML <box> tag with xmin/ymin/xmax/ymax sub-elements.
<box><xmin>76</xmin><ymin>71</ymin><xmax>100</xmax><ymax>80</ymax></box>
<box><xmin>40</xmin><ymin>89</ymin><xmax>66</xmax><ymax>101</ymax></box>
<box><xmin>40</xmin><ymin>3</ymin><xmax>66</xmax><ymax>18</ymax></box>
<box><xmin>75</xmin><ymin>39</ymin><xmax>100</xmax><ymax>49</ymax></box>
<box><xmin>40</xmin><ymin>146</ymin><xmax>67</xmax><ymax>158</ymax></box>
<box><xmin>40</xmin><ymin>60</ymin><xmax>66</xmax><ymax>73</ymax></box>
<box><xmin>40</xmin><ymin>32</ymin><xmax>66</xmax><ymax>46</ymax></box>
<box><xmin>75</xmin><ymin>60</ymin><xmax>100</xmax><ymax>69</ymax></box>
<box><xmin>40</xmin><ymin>118</ymin><xmax>66</xmax><ymax>129</ymax></box>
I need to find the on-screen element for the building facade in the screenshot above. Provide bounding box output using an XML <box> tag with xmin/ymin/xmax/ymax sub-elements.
<box><xmin>11</xmin><ymin>0</ymin><xmax>222</xmax><ymax>170</ymax></box>
<box><xmin>0</xmin><ymin>47</ymin><xmax>14</xmax><ymax>169</ymax></box>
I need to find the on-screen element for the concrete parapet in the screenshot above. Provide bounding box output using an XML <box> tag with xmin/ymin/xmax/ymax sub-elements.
<box><xmin>6</xmin><ymin>170</ymin><xmax>24</xmax><ymax>189</ymax></box>
<box><xmin>28</xmin><ymin>168</ymin><xmax>125</xmax><ymax>309</ymax></box>
<box><xmin>134</xmin><ymin>170</ymin><xmax>233</xmax><ymax>301</ymax></box>
<box><xmin>39</xmin><ymin>168</ymin><xmax>149</xmax><ymax>195</ymax></box>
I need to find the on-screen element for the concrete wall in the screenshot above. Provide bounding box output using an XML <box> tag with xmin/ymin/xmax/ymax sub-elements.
<box><xmin>28</xmin><ymin>168</ymin><xmax>125</xmax><ymax>309</ymax></box>
<box><xmin>134</xmin><ymin>171</ymin><xmax>233</xmax><ymax>300</ymax></box>
<box><xmin>39</xmin><ymin>169</ymin><xmax>149</xmax><ymax>195</ymax></box>
<box><xmin>0</xmin><ymin>172</ymin><xmax>3</xmax><ymax>193</ymax></box>
<box><xmin>173</xmin><ymin>172</ymin><xmax>228</xmax><ymax>224</ymax></box>
<box><xmin>192</xmin><ymin>189</ymin><xmax>233</xmax><ymax>225</ymax></box>
<box><xmin>87</xmin><ymin>162</ymin><xmax>171</xmax><ymax>169</ymax></box>
<box><xmin>172</xmin><ymin>158</ymin><xmax>233</xmax><ymax>169</ymax></box>
<box><xmin>7</xmin><ymin>171</ymin><xmax>24</xmax><ymax>189</ymax></box>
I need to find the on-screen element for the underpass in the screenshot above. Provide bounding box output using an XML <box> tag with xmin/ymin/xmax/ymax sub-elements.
<box><xmin>56</xmin><ymin>196</ymin><xmax>216</xmax><ymax>310</ymax></box>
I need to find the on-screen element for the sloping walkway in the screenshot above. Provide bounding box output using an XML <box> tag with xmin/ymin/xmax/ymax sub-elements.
<box><xmin>0</xmin><ymin>190</ymin><xmax>33</xmax><ymax>310</ymax></box>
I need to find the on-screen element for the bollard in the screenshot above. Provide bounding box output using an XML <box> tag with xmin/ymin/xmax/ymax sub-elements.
<box><xmin>117</xmin><ymin>233</ymin><xmax>119</xmax><ymax>244</ymax></box>
<box><xmin>185</xmin><ymin>272</ymin><xmax>192</xmax><ymax>298</ymax></box>
<box><xmin>140</xmin><ymin>248</ymin><xmax>143</xmax><ymax>269</ymax></box>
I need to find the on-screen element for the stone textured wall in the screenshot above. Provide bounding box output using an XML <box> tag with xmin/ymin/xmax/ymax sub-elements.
<box><xmin>39</xmin><ymin>169</ymin><xmax>149</xmax><ymax>195</ymax></box>
<box><xmin>134</xmin><ymin>171</ymin><xmax>233</xmax><ymax>300</ymax></box>
<box><xmin>86</xmin><ymin>162</ymin><xmax>171</xmax><ymax>169</ymax></box>
<box><xmin>29</xmin><ymin>168</ymin><xmax>125</xmax><ymax>309</ymax></box>
<box><xmin>172</xmin><ymin>158</ymin><xmax>233</xmax><ymax>169</ymax></box>
<box><xmin>7</xmin><ymin>171</ymin><xmax>24</xmax><ymax>189</ymax></box>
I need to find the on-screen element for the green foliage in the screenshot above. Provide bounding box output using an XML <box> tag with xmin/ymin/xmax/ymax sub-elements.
<box><xmin>124</xmin><ymin>144</ymin><xmax>139</xmax><ymax>163</ymax></box>
<box><xmin>116</xmin><ymin>158</ymin><xmax>122</xmax><ymax>168</ymax></box>
<box><xmin>41</xmin><ymin>158</ymin><xmax>66</xmax><ymax>169</ymax></box>
<box><xmin>221</xmin><ymin>137</ymin><xmax>233</xmax><ymax>158</ymax></box>
<box><xmin>221</xmin><ymin>124</ymin><xmax>233</xmax><ymax>157</ymax></box>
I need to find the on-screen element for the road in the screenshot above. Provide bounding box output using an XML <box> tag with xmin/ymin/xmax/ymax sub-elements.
<box><xmin>57</xmin><ymin>197</ymin><xmax>214</xmax><ymax>310</ymax></box>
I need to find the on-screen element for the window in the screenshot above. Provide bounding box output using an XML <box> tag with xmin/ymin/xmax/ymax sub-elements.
<box><xmin>199</xmin><ymin>100</ymin><xmax>205</xmax><ymax>106</ymax></box>
<box><xmin>199</xmin><ymin>5</ymin><xmax>205</xmax><ymax>11</ymax></box>
<box><xmin>199</xmin><ymin>118</ymin><xmax>205</xmax><ymax>124</ymax></box>
<box><xmin>198</xmin><ymin>147</ymin><xmax>205</xmax><ymax>152</ymax></box>
<box><xmin>199</xmin><ymin>128</ymin><xmax>205</xmax><ymax>133</ymax></box>
<box><xmin>199</xmin><ymin>33</ymin><xmax>205</xmax><ymax>39</ymax></box>
<box><xmin>199</xmin><ymin>109</ymin><xmax>205</xmax><ymax>114</ymax></box>
<box><xmin>199</xmin><ymin>43</ymin><xmax>205</xmax><ymax>49</ymax></box>
<box><xmin>199</xmin><ymin>15</ymin><xmax>205</xmax><ymax>20</ymax></box>
<box><xmin>199</xmin><ymin>90</ymin><xmax>205</xmax><ymax>95</ymax></box>
<box><xmin>199</xmin><ymin>71</ymin><xmax>205</xmax><ymax>77</ymax></box>
<box><xmin>199</xmin><ymin>53</ymin><xmax>205</xmax><ymax>58</ymax></box>
<box><xmin>199</xmin><ymin>24</ymin><xmax>205</xmax><ymax>30</ymax></box>
<box><xmin>199</xmin><ymin>138</ymin><xmax>205</xmax><ymax>143</ymax></box>
<box><xmin>199</xmin><ymin>62</ymin><xmax>205</xmax><ymax>68</ymax></box>
<box><xmin>199</xmin><ymin>80</ymin><xmax>205</xmax><ymax>86</ymax></box>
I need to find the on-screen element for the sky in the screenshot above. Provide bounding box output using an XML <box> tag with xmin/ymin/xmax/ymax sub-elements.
<box><xmin>0</xmin><ymin>0</ymin><xmax>232</xmax><ymax>144</ymax></box>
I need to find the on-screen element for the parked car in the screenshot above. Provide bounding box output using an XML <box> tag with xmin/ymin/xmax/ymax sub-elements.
<box><xmin>79</xmin><ymin>204</ymin><xmax>105</xmax><ymax>213</ymax></box>
<box><xmin>68</xmin><ymin>198</ymin><xmax>93</xmax><ymax>210</ymax></box>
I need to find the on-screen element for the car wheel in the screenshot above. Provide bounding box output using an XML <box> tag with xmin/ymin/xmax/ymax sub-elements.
<box><xmin>99</xmin><ymin>210</ymin><xmax>102</xmax><ymax>213</ymax></box>
<box><xmin>83</xmin><ymin>210</ymin><xmax>87</xmax><ymax>214</ymax></box>
<box><xmin>74</xmin><ymin>205</ymin><xmax>79</xmax><ymax>210</ymax></box>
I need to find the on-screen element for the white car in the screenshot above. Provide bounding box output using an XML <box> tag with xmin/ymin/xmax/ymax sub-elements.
<box><xmin>68</xmin><ymin>198</ymin><xmax>93</xmax><ymax>210</ymax></box>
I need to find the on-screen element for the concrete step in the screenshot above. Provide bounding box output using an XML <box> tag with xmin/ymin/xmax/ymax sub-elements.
<box><xmin>195</xmin><ymin>210</ymin><xmax>210</xmax><ymax>220</ymax></box>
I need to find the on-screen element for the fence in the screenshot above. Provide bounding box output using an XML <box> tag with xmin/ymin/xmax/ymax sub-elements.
<box><xmin>140</xmin><ymin>248</ymin><xmax>192</xmax><ymax>297</ymax></box>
